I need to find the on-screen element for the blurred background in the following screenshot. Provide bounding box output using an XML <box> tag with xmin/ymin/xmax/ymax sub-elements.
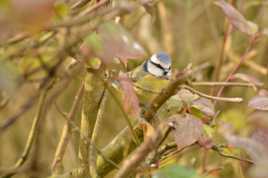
<box><xmin>0</xmin><ymin>0</ymin><xmax>268</xmax><ymax>178</ymax></box>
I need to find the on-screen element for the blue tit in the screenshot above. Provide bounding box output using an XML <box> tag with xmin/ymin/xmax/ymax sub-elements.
<box><xmin>129</xmin><ymin>52</ymin><xmax>172</xmax><ymax>105</ymax></box>
<box><xmin>130</xmin><ymin>52</ymin><xmax>172</xmax><ymax>81</ymax></box>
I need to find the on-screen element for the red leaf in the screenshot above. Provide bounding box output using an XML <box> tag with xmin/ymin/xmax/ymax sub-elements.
<box><xmin>248</xmin><ymin>96</ymin><xmax>268</xmax><ymax>111</ymax></box>
<box><xmin>251</xmin><ymin>129</ymin><xmax>268</xmax><ymax>149</ymax></box>
<box><xmin>81</xmin><ymin>21</ymin><xmax>146</xmax><ymax>65</ymax></box>
<box><xmin>222</xmin><ymin>131</ymin><xmax>267</xmax><ymax>162</ymax></box>
<box><xmin>249</xmin><ymin>111</ymin><xmax>268</xmax><ymax>129</ymax></box>
<box><xmin>168</xmin><ymin>114</ymin><xmax>203</xmax><ymax>150</ymax></box>
<box><xmin>192</xmin><ymin>98</ymin><xmax>215</xmax><ymax>117</ymax></box>
<box><xmin>11</xmin><ymin>0</ymin><xmax>55</xmax><ymax>31</ymax></box>
<box><xmin>118</xmin><ymin>73</ymin><xmax>141</xmax><ymax>117</ymax></box>
<box><xmin>215</xmin><ymin>0</ymin><xmax>258</xmax><ymax>35</ymax></box>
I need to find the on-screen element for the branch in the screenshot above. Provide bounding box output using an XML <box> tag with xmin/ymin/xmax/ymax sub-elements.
<box><xmin>0</xmin><ymin>89</ymin><xmax>48</xmax><ymax>177</ymax></box>
<box><xmin>191</xmin><ymin>81</ymin><xmax>262</xmax><ymax>88</ymax></box>
<box><xmin>90</xmin><ymin>90</ymin><xmax>107</xmax><ymax>177</ymax></box>
<box><xmin>216</xmin><ymin>33</ymin><xmax>260</xmax><ymax>98</ymax></box>
<box><xmin>51</xmin><ymin>84</ymin><xmax>84</xmax><ymax>174</ymax></box>
<box><xmin>181</xmin><ymin>85</ymin><xmax>243</xmax><ymax>103</ymax></box>
<box><xmin>212</xmin><ymin>18</ymin><xmax>232</xmax><ymax>89</ymax></box>
<box><xmin>0</xmin><ymin>27</ymin><xmax>87</xmax><ymax>132</ymax></box>
<box><xmin>115</xmin><ymin>128</ymin><xmax>161</xmax><ymax>178</ymax></box>
<box><xmin>87</xmin><ymin>69</ymin><xmax>139</xmax><ymax>144</ymax></box>
<box><xmin>212</xmin><ymin>145</ymin><xmax>254</xmax><ymax>164</ymax></box>
<box><xmin>96</xmin><ymin>71</ymin><xmax>191</xmax><ymax>176</ymax></box>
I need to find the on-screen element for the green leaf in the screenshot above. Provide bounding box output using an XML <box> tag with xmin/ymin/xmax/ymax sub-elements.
<box><xmin>80</xmin><ymin>32</ymin><xmax>103</xmax><ymax>59</ymax></box>
<box><xmin>152</xmin><ymin>164</ymin><xmax>204</xmax><ymax>178</ymax></box>
<box><xmin>84</xmin><ymin>32</ymin><xmax>103</xmax><ymax>53</ymax></box>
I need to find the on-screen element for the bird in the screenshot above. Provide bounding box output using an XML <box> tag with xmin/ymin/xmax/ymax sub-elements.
<box><xmin>128</xmin><ymin>52</ymin><xmax>172</xmax><ymax>105</ymax></box>
<box><xmin>129</xmin><ymin>51</ymin><xmax>172</xmax><ymax>81</ymax></box>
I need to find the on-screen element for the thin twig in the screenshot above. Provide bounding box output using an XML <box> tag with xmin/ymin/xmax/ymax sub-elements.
<box><xmin>212</xmin><ymin>20</ymin><xmax>232</xmax><ymax>88</ymax></box>
<box><xmin>191</xmin><ymin>81</ymin><xmax>262</xmax><ymax>88</ymax></box>
<box><xmin>88</xmin><ymin>69</ymin><xmax>139</xmax><ymax>144</ymax></box>
<box><xmin>212</xmin><ymin>146</ymin><xmax>254</xmax><ymax>164</ymax></box>
<box><xmin>51</xmin><ymin>84</ymin><xmax>84</xmax><ymax>174</ymax></box>
<box><xmin>227</xmin><ymin>48</ymin><xmax>267</xmax><ymax>75</ymax></box>
<box><xmin>0</xmin><ymin>97</ymin><xmax>9</xmax><ymax>110</ymax></box>
<box><xmin>0</xmin><ymin>89</ymin><xmax>48</xmax><ymax>177</ymax></box>
<box><xmin>181</xmin><ymin>85</ymin><xmax>243</xmax><ymax>103</ymax></box>
<box><xmin>54</xmin><ymin>100</ymin><xmax>120</xmax><ymax>172</ymax></box>
<box><xmin>0</xmin><ymin>28</ymin><xmax>86</xmax><ymax>132</ymax></box>
<box><xmin>216</xmin><ymin>34</ymin><xmax>260</xmax><ymax>98</ymax></box>
<box><xmin>78</xmin><ymin>0</ymin><xmax>110</xmax><ymax>16</ymax></box>
<box><xmin>90</xmin><ymin>89</ymin><xmax>107</xmax><ymax>177</ymax></box>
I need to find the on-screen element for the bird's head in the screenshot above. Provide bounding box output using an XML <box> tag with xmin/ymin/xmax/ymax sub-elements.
<box><xmin>144</xmin><ymin>52</ymin><xmax>172</xmax><ymax>79</ymax></box>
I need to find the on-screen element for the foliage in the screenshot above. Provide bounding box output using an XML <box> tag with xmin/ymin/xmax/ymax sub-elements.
<box><xmin>0</xmin><ymin>0</ymin><xmax>268</xmax><ymax>178</ymax></box>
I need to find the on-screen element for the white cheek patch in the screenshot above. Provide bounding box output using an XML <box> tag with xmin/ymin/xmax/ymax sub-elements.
<box><xmin>150</xmin><ymin>54</ymin><xmax>171</xmax><ymax>69</ymax></box>
<box><xmin>147</xmin><ymin>61</ymin><xmax>164</xmax><ymax>77</ymax></box>
<box><xmin>150</xmin><ymin>54</ymin><xmax>159</xmax><ymax>64</ymax></box>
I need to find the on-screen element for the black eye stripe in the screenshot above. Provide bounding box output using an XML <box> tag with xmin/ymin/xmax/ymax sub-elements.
<box><xmin>149</xmin><ymin>60</ymin><xmax>169</xmax><ymax>71</ymax></box>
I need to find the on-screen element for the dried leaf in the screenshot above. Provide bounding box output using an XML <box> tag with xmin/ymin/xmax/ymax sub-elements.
<box><xmin>118</xmin><ymin>73</ymin><xmax>140</xmax><ymax>117</ymax></box>
<box><xmin>215</xmin><ymin>0</ymin><xmax>258</xmax><ymax>35</ymax></box>
<box><xmin>169</xmin><ymin>114</ymin><xmax>203</xmax><ymax>150</ymax></box>
<box><xmin>192</xmin><ymin>98</ymin><xmax>215</xmax><ymax>117</ymax></box>
<box><xmin>141</xmin><ymin>122</ymin><xmax>157</xmax><ymax>142</ymax></box>
<box><xmin>220</xmin><ymin>125</ymin><xmax>268</xmax><ymax>163</ymax></box>
<box><xmin>248</xmin><ymin>96</ymin><xmax>268</xmax><ymax>111</ymax></box>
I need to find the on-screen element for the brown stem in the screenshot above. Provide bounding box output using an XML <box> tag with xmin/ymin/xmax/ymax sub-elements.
<box><xmin>51</xmin><ymin>84</ymin><xmax>84</xmax><ymax>174</ymax></box>
<box><xmin>216</xmin><ymin>34</ymin><xmax>259</xmax><ymax>98</ymax></box>
<box><xmin>0</xmin><ymin>90</ymin><xmax>48</xmax><ymax>177</ymax></box>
